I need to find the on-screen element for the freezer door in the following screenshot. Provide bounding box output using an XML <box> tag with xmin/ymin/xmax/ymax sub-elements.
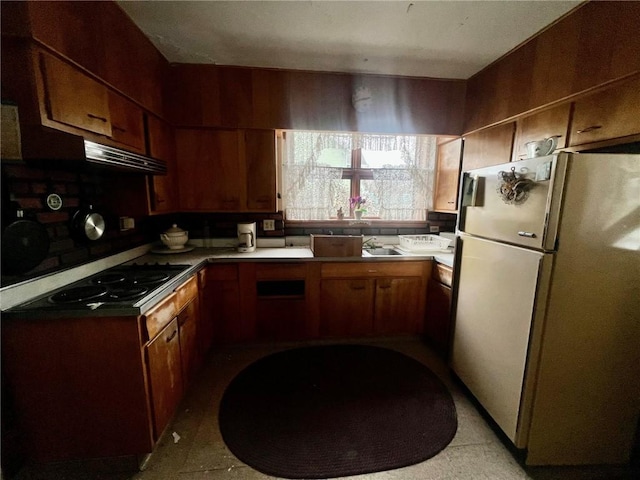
<box><xmin>450</xmin><ymin>235</ymin><xmax>552</xmax><ymax>447</ymax></box>
<box><xmin>459</xmin><ymin>154</ymin><xmax>567</xmax><ymax>250</ymax></box>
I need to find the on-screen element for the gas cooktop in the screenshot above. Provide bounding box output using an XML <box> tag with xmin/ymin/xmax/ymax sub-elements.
<box><xmin>7</xmin><ymin>263</ymin><xmax>194</xmax><ymax>317</ymax></box>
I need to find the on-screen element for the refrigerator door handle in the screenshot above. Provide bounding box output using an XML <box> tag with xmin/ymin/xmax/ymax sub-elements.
<box><xmin>518</xmin><ymin>231</ymin><xmax>537</xmax><ymax>238</ymax></box>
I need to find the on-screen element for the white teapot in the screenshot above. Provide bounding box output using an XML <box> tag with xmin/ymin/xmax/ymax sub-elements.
<box><xmin>160</xmin><ymin>224</ymin><xmax>189</xmax><ymax>250</ymax></box>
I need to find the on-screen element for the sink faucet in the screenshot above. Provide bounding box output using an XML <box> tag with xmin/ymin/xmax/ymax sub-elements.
<box><xmin>362</xmin><ymin>237</ymin><xmax>379</xmax><ymax>249</ymax></box>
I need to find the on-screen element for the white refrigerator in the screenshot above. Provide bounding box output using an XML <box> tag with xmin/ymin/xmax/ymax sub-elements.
<box><xmin>450</xmin><ymin>153</ymin><xmax>640</xmax><ymax>465</ymax></box>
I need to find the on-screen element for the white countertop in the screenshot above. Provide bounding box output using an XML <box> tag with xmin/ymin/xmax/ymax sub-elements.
<box><xmin>1</xmin><ymin>244</ymin><xmax>454</xmax><ymax>311</ymax></box>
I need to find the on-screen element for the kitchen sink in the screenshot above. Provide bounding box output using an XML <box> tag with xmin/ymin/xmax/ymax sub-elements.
<box><xmin>362</xmin><ymin>248</ymin><xmax>403</xmax><ymax>256</ymax></box>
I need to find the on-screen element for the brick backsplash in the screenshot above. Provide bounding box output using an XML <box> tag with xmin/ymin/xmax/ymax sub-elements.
<box><xmin>1</xmin><ymin>163</ymin><xmax>156</xmax><ymax>287</ymax></box>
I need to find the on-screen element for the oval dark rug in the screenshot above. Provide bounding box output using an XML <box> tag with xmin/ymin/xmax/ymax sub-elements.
<box><xmin>218</xmin><ymin>344</ymin><xmax>457</xmax><ymax>479</ymax></box>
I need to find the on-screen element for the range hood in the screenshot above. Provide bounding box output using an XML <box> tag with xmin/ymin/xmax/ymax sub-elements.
<box><xmin>83</xmin><ymin>140</ymin><xmax>166</xmax><ymax>174</ymax></box>
<box><xmin>3</xmin><ymin>123</ymin><xmax>167</xmax><ymax>175</ymax></box>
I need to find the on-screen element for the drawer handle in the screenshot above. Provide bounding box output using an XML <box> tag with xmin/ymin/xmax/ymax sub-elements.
<box><xmin>87</xmin><ymin>113</ymin><xmax>108</xmax><ymax>122</ymax></box>
<box><xmin>166</xmin><ymin>329</ymin><xmax>178</xmax><ymax>342</ymax></box>
<box><xmin>112</xmin><ymin>124</ymin><xmax>127</xmax><ymax>132</ymax></box>
<box><xmin>576</xmin><ymin>125</ymin><xmax>602</xmax><ymax>134</ymax></box>
<box><xmin>378</xmin><ymin>285</ymin><xmax>391</xmax><ymax>290</ymax></box>
<box><xmin>447</xmin><ymin>201</ymin><xmax>455</xmax><ymax>204</ymax></box>
<box><xmin>367</xmin><ymin>270</ymin><xmax>378</xmax><ymax>273</ymax></box>
<box><xmin>518</xmin><ymin>231</ymin><xmax>537</xmax><ymax>238</ymax></box>
<box><xmin>351</xmin><ymin>285</ymin><xmax>366</xmax><ymax>290</ymax></box>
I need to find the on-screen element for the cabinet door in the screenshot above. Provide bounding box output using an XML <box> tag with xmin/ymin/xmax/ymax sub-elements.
<box><xmin>178</xmin><ymin>299</ymin><xmax>200</xmax><ymax>389</ymax></box>
<box><xmin>244</xmin><ymin>129</ymin><xmax>277</xmax><ymax>211</ymax></box>
<box><xmin>107</xmin><ymin>90</ymin><xmax>145</xmax><ymax>152</ymax></box>
<box><xmin>569</xmin><ymin>76</ymin><xmax>640</xmax><ymax>146</ymax></box>
<box><xmin>320</xmin><ymin>279</ymin><xmax>375</xmax><ymax>337</ymax></box>
<box><xmin>462</xmin><ymin>122</ymin><xmax>515</xmax><ymax>172</ymax></box>
<box><xmin>433</xmin><ymin>138</ymin><xmax>462</xmax><ymax>212</ymax></box>
<box><xmin>513</xmin><ymin>104</ymin><xmax>571</xmax><ymax>161</ymax></box>
<box><xmin>147</xmin><ymin>115</ymin><xmax>177</xmax><ymax>213</ymax></box>
<box><xmin>146</xmin><ymin>318</ymin><xmax>183</xmax><ymax>440</ymax></box>
<box><xmin>39</xmin><ymin>51</ymin><xmax>111</xmax><ymax>136</ymax></box>
<box><xmin>176</xmin><ymin>129</ymin><xmax>244</xmax><ymax>211</ymax></box>
<box><xmin>374</xmin><ymin>277</ymin><xmax>424</xmax><ymax>335</ymax></box>
<box><xmin>425</xmin><ymin>281</ymin><xmax>452</xmax><ymax>356</ymax></box>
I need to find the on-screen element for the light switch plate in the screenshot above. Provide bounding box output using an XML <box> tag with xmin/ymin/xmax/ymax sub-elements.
<box><xmin>263</xmin><ymin>219</ymin><xmax>275</xmax><ymax>231</ymax></box>
<box><xmin>430</xmin><ymin>225</ymin><xmax>440</xmax><ymax>233</ymax></box>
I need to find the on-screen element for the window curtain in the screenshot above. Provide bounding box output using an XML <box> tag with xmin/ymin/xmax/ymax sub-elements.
<box><xmin>368</xmin><ymin>135</ymin><xmax>436</xmax><ymax>221</ymax></box>
<box><xmin>283</xmin><ymin>131</ymin><xmax>436</xmax><ymax>221</ymax></box>
<box><xmin>282</xmin><ymin>132</ymin><xmax>350</xmax><ymax>220</ymax></box>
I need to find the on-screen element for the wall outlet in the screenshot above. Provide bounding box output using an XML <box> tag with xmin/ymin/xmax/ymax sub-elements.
<box><xmin>119</xmin><ymin>217</ymin><xmax>135</xmax><ymax>231</ymax></box>
<box><xmin>263</xmin><ymin>219</ymin><xmax>275</xmax><ymax>231</ymax></box>
<box><xmin>429</xmin><ymin>225</ymin><xmax>440</xmax><ymax>233</ymax></box>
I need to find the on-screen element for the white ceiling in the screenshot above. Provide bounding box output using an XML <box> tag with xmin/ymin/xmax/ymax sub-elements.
<box><xmin>117</xmin><ymin>0</ymin><xmax>583</xmax><ymax>79</ymax></box>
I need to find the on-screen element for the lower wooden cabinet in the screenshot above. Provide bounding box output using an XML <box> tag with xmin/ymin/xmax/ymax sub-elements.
<box><xmin>146</xmin><ymin>317</ymin><xmax>183</xmax><ymax>441</ymax></box>
<box><xmin>374</xmin><ymin>277</ymin><xmax>424</xmax><ymax>335</ymax></box>
<box><xmin>178</xmin><ymin>298</ymin><xmax>200</xmax><ymax>389</ymax></box>
<box><xmin>425</xmin><ymin>263</ymin><xmax>453</xmax><ymax>357</ymax></box>
<box><xmin>320</xmin><ymin>261</ymin><xmax>430</xmax><ymax>338</ymax></box>
<box><xmin>321</xmin><ymin>279</ymin><xmax>376</xmax><ymax>337</ymax></box>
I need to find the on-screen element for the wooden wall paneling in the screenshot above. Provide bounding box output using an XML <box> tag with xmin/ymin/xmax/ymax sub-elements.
<box><xmin>219</xmin><ymin>67</ymin><xmax>254</xmax><ymax>128</ymax></box>
<box><xmin>24</xmin><ymin>0</ymin><xmax>107</xmax><ymax>79</ymax></box>
<box><xmin>99</xmin><ymin>1</ymin><xmax>166</xmax><ymax>115</ymax></box>
<box><xmin>251</xmin><ymin>68</ymin><xmax>291</xmax><ymax>128</ymax></box>
<box><xmin>166</xmin><ymin>64</ymin><xmax>222</xmax><ymax>126</ymax></box>
<box><xmin>513</xmin><ymin>103</ymin><xmax>571</xmax><ymax>160</ymax></box>
<box><xmin>464</xmin><ymin>1</ymin><xmax>640</xmax><ymax>133</ymax></box>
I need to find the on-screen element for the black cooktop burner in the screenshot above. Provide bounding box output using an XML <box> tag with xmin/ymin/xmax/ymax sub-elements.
<box><xmin>22</xmin><ymin>263</ymin><xmax>192</xmax><ymax>312</ymax></box>
<box><xmin>130</xmin><ymin>272</ymin><xmax>171</xmax><ymax>285</ymax></box>
<box><xmin>49</xmin><ymin>286</ymin><xmax>109</xmax><ymax>304</ymax></box>
<box><xmin>104</xmin><ymin>286</ymin><xmax>149</xmax><ymax>302</ymax></box>
<box><xmin>92</xmin><ymin>273</ymin><xmax>127</xmax><ymax>285</ymax></box>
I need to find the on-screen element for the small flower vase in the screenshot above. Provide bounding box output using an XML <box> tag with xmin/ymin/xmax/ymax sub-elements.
<box><xmin>354</xmin><ymin>209</ymin><xmax>363</xmax><ymax>220</ymax></box>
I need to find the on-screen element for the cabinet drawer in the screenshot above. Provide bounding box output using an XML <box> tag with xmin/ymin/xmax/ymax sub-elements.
<box><xmin>255</xmin><ymin>262</ymin><xmax>307</xmax><ymax>280</ymax></box>
<box><xmin>175</xmin><ymin>275</ymin><xmax>198</xmax><ymax>311</ymax></box>
<box><xmin>432</xmin><ymin>263</ymin><xmax>453</xmax><ymax>287</ymax></box>
<box><xmin>321</xmin><ymin>261</ymin><xmax>427</xmax><ymax>279</ymax></box>
<box><xmin>144</xmin><ymin>292</ymin><xmax>178</xmax><ymax>341</ymax></box>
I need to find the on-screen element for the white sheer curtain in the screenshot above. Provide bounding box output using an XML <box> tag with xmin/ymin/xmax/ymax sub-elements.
<box><xmin>282</xmin><ymin>131</ymin><xmax>436</xmax><ymax>221</ymax></box>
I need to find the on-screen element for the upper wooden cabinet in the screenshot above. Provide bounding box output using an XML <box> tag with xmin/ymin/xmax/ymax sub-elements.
<box><xmin>464</xmin><ymin>1</ymin><xmax>640</xmax><ymax>132</ymax></box>
<box><xmin>513</xmin><ymin>104</ymin><xmax>571</xmax><ymax>161</ymax></box>
<box><xmin>433</xmin><ymin>138</ymin><xmax>462</xmax><ymax>212</ymax></box>
<box><xmin>147</xmin><ymin>115</ymin><xmax>177</xmax><ymax>214</ymax></box>
<box><xmin>176</xmin><ymin>128</ymin><xmax>277</xmax><ymax>212</ymax></box>
<box><xmin>244</xmin><ymin>129</ymin><xmax>278</xmax><ymax>211</ymax></box>
<box><xmin>107</xmin><ymin>90</ymin><xmax>145</xmax><ymax>153</ymax></box>
<box><xmin>5</xmin><ymin>0</ymin><xmax>166</xmax><ymax>115</ymax></box>
<box><xmin>462</xmin><ymin>122</ymin><xmax>515</xmax><ymax>172</ymax></box>
<box><xmin>568</xmin><ymin>76</ymin><xmax>640</xmax><ymax>147</ymax></box>
<box><xmin>39</xmin><ymin>50</ymin><xmax>112</xmax><ymax>137</ymax></box>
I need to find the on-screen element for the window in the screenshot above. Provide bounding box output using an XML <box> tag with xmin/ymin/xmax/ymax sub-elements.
<box><xmin>282</xmin><ymin>131</ymin><xmax>437</xmax><ymax>221</ymax></box>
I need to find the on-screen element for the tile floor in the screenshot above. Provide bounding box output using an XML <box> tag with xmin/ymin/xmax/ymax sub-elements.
<box><xmin>11</xmin><ymin>337</ymin><xmax>639</xmax><ymax>480</ymax></box>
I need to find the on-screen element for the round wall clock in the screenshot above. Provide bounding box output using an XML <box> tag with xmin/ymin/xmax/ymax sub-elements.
<box><xmin>352</xmin><ymin>86</ymin><xmax>373</xmax><ymax>113</ymax></box>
